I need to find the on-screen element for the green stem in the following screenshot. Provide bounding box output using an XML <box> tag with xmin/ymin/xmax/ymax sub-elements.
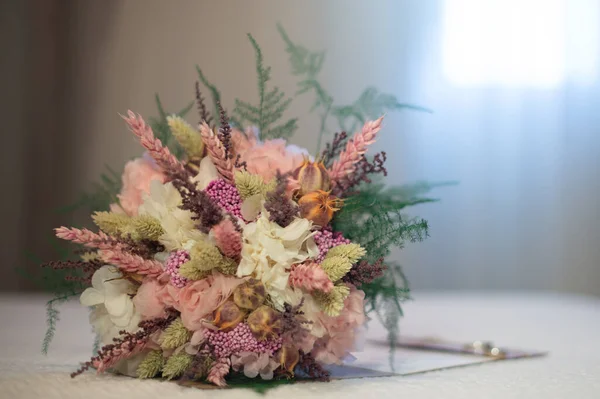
<box><xmin>315</xmin><ymin>101</ymin><xmax>332</xmax><ymax>155</ymax></box>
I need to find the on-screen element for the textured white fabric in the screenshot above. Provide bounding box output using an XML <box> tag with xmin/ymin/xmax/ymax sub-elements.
<box><xmin>1</xmin><ymin>292</ymin><xmax>598</xmax><ymax>398</ymax></box>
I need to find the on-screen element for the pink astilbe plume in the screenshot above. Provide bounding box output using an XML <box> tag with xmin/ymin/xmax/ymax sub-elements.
<box><xmin>289</xmin><ymin>262</ymin><xmax>334</xmax><ymax>293</ymax></box>
<box><xmin>55</xmin><ymin>227</ymin><xmax>120</xmax><ymax>250</ymax></box>
<box><xmin>199</xmin><ymin>121</ymin><xmax>234</xmax><ymax>184</ymax></box>
<box><xmin>93</xmin><ymin>339</ymin><xmax>147</xmax><ymax>373</ymax></box>
<box><xmin>122</xmin><ymin>110</ymin><xmax>184</xmax><ymax>174</ymax></box>
<box><xmin>328</xmin><ymin>116</ymin><xmax>384</xmax><ymax>185</ymax></box>
<box><xmin>99</xmin><ymin>249</ymin><xmax>163</xmax><ymax>277</ymax></box>
<box><xmin>212</xmin><ymin>218</ymin><xmax>242</xmax><ymax>261</ymax></box>
<box><xmin>207</xmin><ymin>357</ymin><xmax>231</xmax><ymax>387</ymax></box>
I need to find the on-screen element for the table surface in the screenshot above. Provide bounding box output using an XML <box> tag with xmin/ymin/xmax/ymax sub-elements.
<box><xmin>1</xmin><ymin>291</ymin><xmax>598</xmax><ymax>399</ymax></box>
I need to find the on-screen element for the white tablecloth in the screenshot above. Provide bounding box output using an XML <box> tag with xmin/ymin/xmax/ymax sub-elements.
<box><xmin>1</xmin><ymin>291</ymin><xmax>598</xmax><ymax>398</ymax></box>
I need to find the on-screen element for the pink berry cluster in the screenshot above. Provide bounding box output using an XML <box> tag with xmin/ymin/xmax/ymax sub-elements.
<box><xmin>205</xmin><ymin>179</ymin><xmax>243</xmax><ymax>219</ymax></box>
<box><xmin>204</xmin><ymin>323</ymin><xmax>282</xmax><ymax>359</ymax></box>
<box><xmin>165</xmin><ymin>249</ymin><xmax>190</xmax><ymax>288</ymax></box>
<box><xmin>313</xmin><ymin>227</ymin><xmax>351</xmax><ymax>263</ymax></box>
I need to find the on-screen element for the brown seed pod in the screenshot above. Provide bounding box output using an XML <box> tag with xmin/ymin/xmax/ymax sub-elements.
<box><xmin>297</xmin><ymin>190</ymin><xmax>342</xmax><ymax>227</ymax></box>
<box><xmin>277</xmin><ymin>344</ymin><xmax>300</xmax><ymax>374</ymax></box>
<box><xmin>246</xmin><ymin>305</ymin><xmax>282</xmax><ymax>341</ymax></box>
<box><xmin>212</xmin><ymin>301</ymin><xmax>246</xmax><ymax>331</ymax></box>
<box><xmin>233</xmin><ymin>279</ymin><xmax>266</xmax><ymax>311</ymax></box>
<box><xmin>292</xmin><ymin>158</ymin><xmax>331</xmax><ymax>197</ymax></box>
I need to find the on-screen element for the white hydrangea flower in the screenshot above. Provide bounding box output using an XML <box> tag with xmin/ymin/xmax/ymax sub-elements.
<box><xmin>237</xmin><ymin>211</ymin><xmax>318</xmax><ymax>309</ymax></box>
<box><xmin>138</xmin><ymin>180</ymin><xmax>204</xmax><ymax>251</ymax></box>
<box><xmin>80</xmin><ymin>266</ymin><xmax>140</xmax><ymax>345</ymax></box>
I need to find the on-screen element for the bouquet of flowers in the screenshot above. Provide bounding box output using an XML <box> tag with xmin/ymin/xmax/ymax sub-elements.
<box><xmin>40</xmin><ymin>28</ymin><xmax>440</xmax><ymax>388</ymax></box>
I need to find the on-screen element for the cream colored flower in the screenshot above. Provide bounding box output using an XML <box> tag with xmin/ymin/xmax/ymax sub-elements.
<box><xmin>138</xmin><ymin>180</ymin><xmax>204</xmax><ymax>251</ymax></box>
<box><xmin>237</xmin><ymin>211</ymin><xmax>318</xmax><ymax>309</ymax></box>
<box><xmin>192</xmin><ymin>156</ymin><xmax>219</xmax><ymax>190</ymax></box>
<box><xmin>80</xmin><ymin>266</ymin><xmax>140</xmax><ymax>344</ymax></box>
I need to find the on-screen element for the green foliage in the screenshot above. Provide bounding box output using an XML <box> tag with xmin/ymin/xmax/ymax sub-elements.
<box><xmin>332</xmin><ymin>87</ymin><xmax>432</xmax><ymax>133</ymax></box>
<box><xmin>234</xmin><ymin>34</ymin><xmax>298</xmax><ymax>140</ymax></box>
<box><xmin>19</xmin><ymin>242</ymin><xmax>87</xmax><ymax>354</ymax></box>
<box><xmin>225</xmin><ymin>373</ymin><xmax>295</xmax><ymax>394</ymax></box>
<box><xmin>148</xmin><ymin>94</ymin><xmax>194</xmax><ymax>159</ymax></box>
<box><xmin>42</xmin><ymin>292</ymin><xmax>82</xmax><ymax>355</ymax></box>
<box><xmin>277</xmin><ymin>24</ymin><xmax>430</xmax><ymax>153</ymax></box>
<box><xmin>333</xmin><ymin>193</ymin><xmax>430</xmax><ymax>262</ymax></box>
<box><xmin>58</xmin><ymin>165</ymin><xmax>122</xmax><ymax>214</ymax></box>
<box><xmin>277</xmin><ymin>23</ymin><xmax>332</xmax><ymax>153</ymax></box>
<box><xmin>331</xmin><ymin>180</ymin><xmax>452</xmax><ymax>361</ymax></box>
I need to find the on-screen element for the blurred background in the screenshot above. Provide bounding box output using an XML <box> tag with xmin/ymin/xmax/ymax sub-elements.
<box><xmin>2</xmin><ymin>0</ymin><xmax>599</xmax><ymax>295</ymax></box>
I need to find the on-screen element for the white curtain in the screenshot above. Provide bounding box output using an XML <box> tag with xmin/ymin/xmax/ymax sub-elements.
<box><xmin>388</xmin><ymin>0</ymin><xmax>600</xmax><ymax>295</ymax></box>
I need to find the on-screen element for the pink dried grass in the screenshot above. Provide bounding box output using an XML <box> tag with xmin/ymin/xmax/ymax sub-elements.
<box><xmin>206</xmin><ymin>357</ymin><xmax>231</xmax><ymax>387</ymax></box>
<box><xmin>199</xmin><ymin>121</ymin><xmax>234</xmax><ymax>184</ymax></box>
<box><xmin>289</xmin><ymin>262</ymin><xmax>334</xmax><ymax>293</ymax></box>
<box><xmin>55</xmin><ymin>227</ymin><xmax>120</xmax><ymax>250</ymax></box>
<box><xmin>122</xmin><ymin>110</ymin><xmax>185</xmax><ymax>174</ymax></box>
<box><xmin>328</xmin><ymin>116</ymin><xmax>384</xmax><ymax>185</ymax></box>
<box><xmin>212</xmin><ymin>219</ymin><xmax>242</xmax><ymax>261</ymax></box>
<box><xmin>99</xmin><ymin>249</ymin><xmax>163</xmax><ymax>277</ymax></box>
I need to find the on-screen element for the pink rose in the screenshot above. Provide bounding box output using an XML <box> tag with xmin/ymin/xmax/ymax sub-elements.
<box><xmin>231</xmin><ymin>128</ymin><xmax>257</xmax><ymax>155</ymax></box>
<box><xmin>232</xmin><ymin>129</ymin><xmax>306</xmax><ymax>183</ymax></box>
<box><xmin>132</xmin><ymin>277</ymin><xmax>181</xmax><ymax>320</ymax></box>
<box><xmin>116</xmin><ymin>155</ymin><xmax>166</xmax><ymax>216</ymax></box>
<box><xmin>178</xmin><ymin>272</ymin><xmax>244</xmax><ymax>331</ymax></box>
<box><xmin>311</xmin><ymin>288</ymin><xmax>366</xmax><ymax>365</ymax></box>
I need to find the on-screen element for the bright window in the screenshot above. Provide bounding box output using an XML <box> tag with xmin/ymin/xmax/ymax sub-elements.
<box><xmin>442</xmin><ymin>0</ymin><xmax>598</xmax><ymax>88</ymax></box>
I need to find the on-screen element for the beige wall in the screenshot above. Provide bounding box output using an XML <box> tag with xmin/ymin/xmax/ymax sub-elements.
<box><xmin>5</xmin><ymin>0</ymin><xmax>600</xmax><ymax>295</ymax></box>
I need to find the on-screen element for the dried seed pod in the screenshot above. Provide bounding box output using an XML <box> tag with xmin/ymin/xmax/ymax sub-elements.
<box><xmin>298</xmin><ymin>190</ymin><xmax>342</xmax><ymax>226</ymax></box>
<box><xmin>292</xmin><ymin>158</ymin><xmax>331</xmax><ymax>197</ymax></box>
<box><xmin>278</xmin><ymin>344</ymin><xmax>300</xmax><ymax>374</ymax></box>
<box><xmin>233</xmin><ymin>279</ymin><xmax>266</xmax><ymax>311</ymax></box>
<box><xmin>246</xmin><ymin>305</ymin><xmax>282</xmax><ymax>341</ymax></box>
<box><xmin>213</xmin><ymin>301</ymin><xmax>246</xmax><ymax>331</ymax></box>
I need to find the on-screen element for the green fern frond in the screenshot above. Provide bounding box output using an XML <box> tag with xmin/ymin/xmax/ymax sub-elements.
<box><xmin>333</xmin><ymin>87</ymin><xmax>432</xmax><ymax>133</ymax></box>
<box><xmin>58</xmin><ymin>165</ymin><xmax>122</xmax><ymax>214</ymax></box>
<box><xmin>234</xmin><ymin>34</ymin><xmax>297</xmax><ymax>140</ymax></box>
<box><xmin>42</xmin><ymin>291</ymin><xmax>81</xmax><ymax>355</ymax></box>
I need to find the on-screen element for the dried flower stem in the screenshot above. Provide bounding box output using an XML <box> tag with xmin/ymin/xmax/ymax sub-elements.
<box><xmin>217</xmin><ymin>102</ymin><xmax>233</xmax><ymax>159</ymax></box>
<box><xmin>195</xmin><ymin>81</ymin><xmax>213</xmax><ymax>126</ymax></box>
<box><xmin>341</xmin><ymin>258</ymin><xmax>387</xmax><ymax>287</ymax></box>
<box><xmin>170</xmin><ymin>173</ymin><xmax>224</xmax><ymax>233</ymax></box>
<box><xmin>333</xmin><ymin>152</ymin><xmax>388</xmax><ymax>196</ymax></box>
<box><xmin>72</xmin><ymin>313</ymin><xmax>176</xmax><ymax>377</ymax></box>
<box><xmin>320</xmin><ymin>131</ymin><xmax>348</xmax><ymax>167</ymax></box>
<box><xmin>297</xmin><ymin>351</ymin><xmax>330</xmax><ymax>382</ymax></box>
